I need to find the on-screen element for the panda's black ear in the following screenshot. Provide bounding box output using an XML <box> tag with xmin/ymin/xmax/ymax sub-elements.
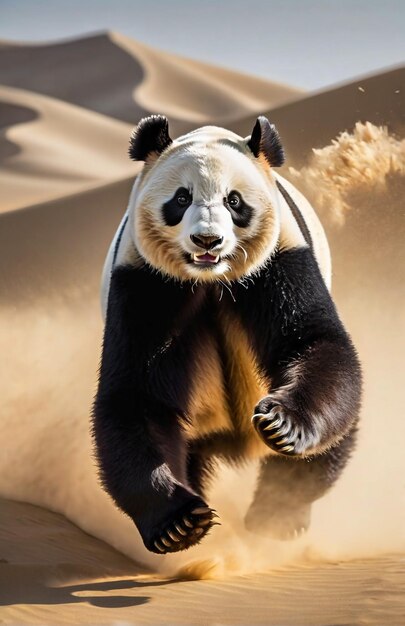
<box><xmin>246</xmin><ymin>116</ymin><xmax>285</xmax><ymax>167</ymax></box>
<box><xmin>129</xmin><ymin>115</ymin><xmax>173</xmax><ymax>162</ymax></box>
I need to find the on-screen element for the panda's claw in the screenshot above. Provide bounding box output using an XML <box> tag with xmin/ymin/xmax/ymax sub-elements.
<box><xmin>161</xmin><ymin>536</ymin><xmax>171</xmax><ymax>548</ymax></box>
<box><xmin>175</xmin><ymin>522</ymin><xmax>187</xmax><ymax>535</ymax></box>
<box><xmin>182</xmin><ymin>517</ymin><xmax>193</xmax><ymax>528</ymax></box>
<box><xmin>263</xmin><ymin>423</ymin><xmax>278</xmax><ymax>433</ymax></box>
<box><xmin>191</xmin><ymin>506</ymin><xmax>211</xmax><ymax>515</ymax></box>
<box><xmin>167</xmin><ymin>529</ymin><xmax>181</xmax><ymax>542</ymax></box>
<box><xmin>154</xmin><ymin>540</ymin><xmax>165</xmax><ymax>553</ymax></box>
<box><xmin>267</xmin><ymin>428</ymin><xmax>287</xmax><ymax>439</ymax></box>
<box><xmin>263</xmin><ymin>416</ymin><xmax>283</xmax><ymax>430</ymax></box>
<box><xmin>279</xmin><ymin>444</ymin><xmax>295</xmax><ymax>453</ymax></box>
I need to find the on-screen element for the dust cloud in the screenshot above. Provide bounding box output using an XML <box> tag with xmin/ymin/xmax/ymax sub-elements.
<box><xmin>289</xmin><ymin>121</ymin><xmax>405</xmax><ymax>223</ymax></box>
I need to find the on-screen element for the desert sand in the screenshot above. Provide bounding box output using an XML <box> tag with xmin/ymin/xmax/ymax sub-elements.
<box><xmin>0</xmin><ymin>31</ymin><xmax>404</xmax><ymax>625</ymax></box>
<box><xmin>1</xmin><ymin>499</ymin><xmax>404</xmax><ymax>625</ymax></box>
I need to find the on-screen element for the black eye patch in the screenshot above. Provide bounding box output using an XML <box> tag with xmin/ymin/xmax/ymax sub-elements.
<box><xmin>224</xmin><ymin>190</ymin><xmax>253</xmax><ymax>228</ymax></box>
<box><xmin>162</xmin><ymin>187</ymin><xmax>192</xmax><ymax>226</ymax></box>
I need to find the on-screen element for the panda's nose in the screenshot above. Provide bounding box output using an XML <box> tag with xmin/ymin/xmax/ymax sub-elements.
<box><xmin>190</xmin><ymin>234</ymin><xmax>224</xmax><ymax>250</ymax></box>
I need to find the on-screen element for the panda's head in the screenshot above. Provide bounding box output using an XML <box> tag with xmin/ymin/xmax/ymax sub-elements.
<box><xmin>128</xmin><ymin>115</ymin><xmax>285</xmax><ymax>282</ymax></box>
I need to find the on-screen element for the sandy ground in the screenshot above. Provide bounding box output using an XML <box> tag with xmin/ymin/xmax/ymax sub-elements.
<box><xmin>0</xmin><ymin>31</ymin><xmax>404</xmax><ymax>625</ymax></box>
<box><xmin>1</xmin><ymin>499</ymin><xmax>404</xmax><ymax>626</ymax></box>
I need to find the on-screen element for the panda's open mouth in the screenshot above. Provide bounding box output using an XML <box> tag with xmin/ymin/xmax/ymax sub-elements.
<box><xmin>192</xmin><ymin>252</ymin><xmax>220</xmax><ymax>265</ymax></box>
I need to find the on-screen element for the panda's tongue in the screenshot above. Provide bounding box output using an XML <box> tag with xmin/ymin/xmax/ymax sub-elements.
<box><xmin>193</xmin><ymin>252</ymin><xmax>219</xmax><ymax>264</ymax></box>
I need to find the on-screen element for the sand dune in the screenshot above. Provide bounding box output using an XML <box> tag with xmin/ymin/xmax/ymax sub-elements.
<box><xmin>0</xmin><ymin>31</ymin><xmax>404</xmax><ymax>625</ymax></box>
<box><xmin>1</xmin><ymin>32</ymin><xmax>302</xmax><ymax>213</ymax></box>
<box><xmin>0</xmin><ymin>32</ymin><xmax>301</xmax><ymax>127</ymax></box>
<box><xmin>0</xmin><ymin>86</ymin><xmax>136</xmax><ymax>212</ymax></box>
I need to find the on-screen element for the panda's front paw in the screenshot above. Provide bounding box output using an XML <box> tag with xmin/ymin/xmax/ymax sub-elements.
<box><xmin>252</xmin><ymin>396</ymin><xmax>319</xmax><ymax>456</ymax></box>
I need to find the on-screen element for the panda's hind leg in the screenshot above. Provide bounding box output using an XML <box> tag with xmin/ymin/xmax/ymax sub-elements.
<box><xmin>245</xmin><ymin>426</ymin><xmax>357</xmax><ymax>539</ymax></box>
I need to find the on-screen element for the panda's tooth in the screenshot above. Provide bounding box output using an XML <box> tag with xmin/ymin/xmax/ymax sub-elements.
<box><xmin>192</xmin><ymin>253</ymin><xmax>220</xmax><ymax>264</ymax></box>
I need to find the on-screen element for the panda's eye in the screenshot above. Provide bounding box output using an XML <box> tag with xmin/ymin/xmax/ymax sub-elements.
<box><xmin>176</xmin><ymin>189</ymin><xmax>192</xmax><ymax>207</ymax></box>
<box><xmin>227</xmin><ymin>192</ymin><xmax>241</xmax><ymax>209</ymax></box>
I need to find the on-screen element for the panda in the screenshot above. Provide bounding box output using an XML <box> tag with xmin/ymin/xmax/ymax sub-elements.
<box><xmin>93</xmin><ymin>115</ymin><xmax>362</xmax><ymax>555</ymax></box>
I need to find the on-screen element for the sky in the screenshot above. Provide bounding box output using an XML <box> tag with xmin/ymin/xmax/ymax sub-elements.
<box><xmin>1</xmin><ymin>0</ymin><xmax>404</xmax><ymax>90</ymax></box>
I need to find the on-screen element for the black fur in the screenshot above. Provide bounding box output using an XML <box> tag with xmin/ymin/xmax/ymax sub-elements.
<box><xmin>92</xmin><ymin>265</ymin><xmax>211</xmax><ymax>553</ymax></box>
<box><xmin>129</xmin><ymin>115</ymin><xmax>172</xmax><ymax>162</ymax></box>
<box><xmin>223</xmin><ymin>190</ymin><xmax>253</xmax><ymax>228</ymax></box>
<box><xmin>247</xmin><ymin>116</ymin><xmax>285</xmax><ymax>168</ymax></box>
<box><xmin>93</xmin><ymin>246</ymin><xmax>362</xmax><ymax>554</ymax></box>
<box><xmin>162</xmin><ymin>187</ymin><xmax>192</xmax><ymax>226</ymax></box>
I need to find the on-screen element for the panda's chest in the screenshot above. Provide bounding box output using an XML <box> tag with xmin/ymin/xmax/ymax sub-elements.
<box><xmin>185</xmin><ymin>305</ymin><xmax>269</xmax><ymax>439</ymax></box>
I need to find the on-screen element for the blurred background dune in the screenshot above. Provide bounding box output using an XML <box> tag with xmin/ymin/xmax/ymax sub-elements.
<box><xmin>0</xmin><ymin>4</ymin><xmax>404</xmax><ymax>624</ymax></box>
